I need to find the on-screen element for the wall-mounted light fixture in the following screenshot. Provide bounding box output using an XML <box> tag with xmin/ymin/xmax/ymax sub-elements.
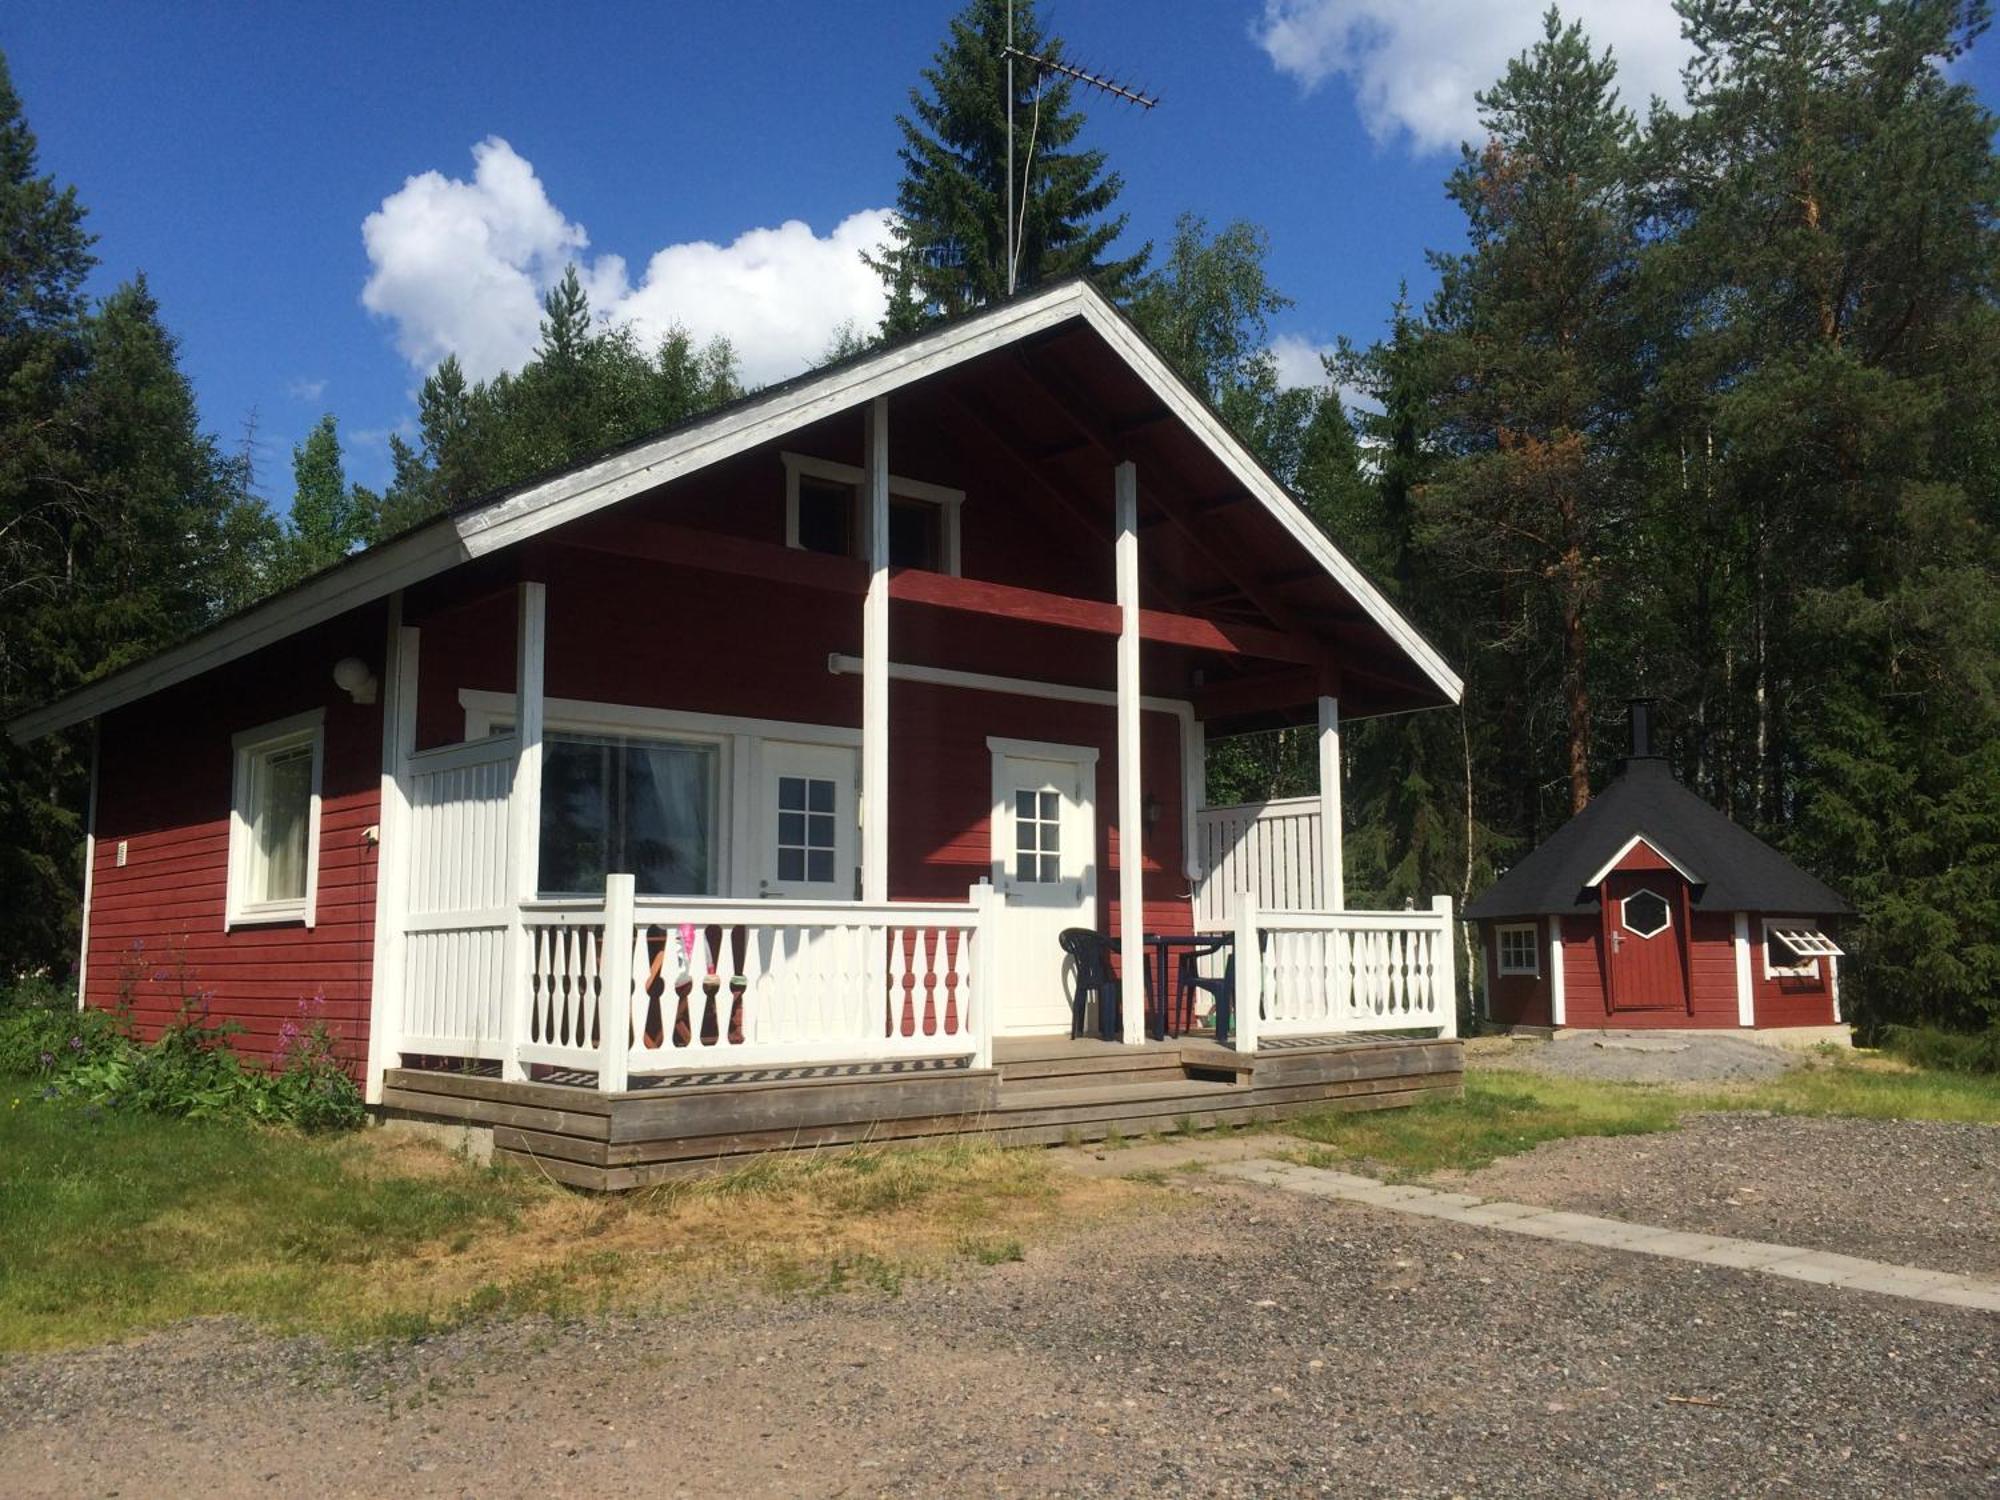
<box><xmin>1143</xmin><ymin>793</ymin><xmax>1162</xmax><ymax>831</ymax></box>
<box><xmin>332</xmin><ymin>656</ymin><xmax>379</xmax><ymax>705</ymax></box>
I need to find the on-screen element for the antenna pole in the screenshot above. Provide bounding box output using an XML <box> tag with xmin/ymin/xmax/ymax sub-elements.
<box><xmin>1006</xmin><ymin>0</ymin><xmax>1015</xmax><ymax>297</ymax></box>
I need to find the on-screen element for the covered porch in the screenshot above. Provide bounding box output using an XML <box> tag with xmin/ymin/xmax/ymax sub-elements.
<box><xmin>359</xmin><ymin>285</ymin><xmax>1463</xmax><ymax>1163</ymax></box>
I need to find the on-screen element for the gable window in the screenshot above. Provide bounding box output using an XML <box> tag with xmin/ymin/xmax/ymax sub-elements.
<box><xmin>538</xmin><ymin>732</ymin><xmax>719</xmax><ymax>898</ymax></box>
<box><xmin>1496</xmin><ymin>923</ymin><xmax>1540</xmax><ymax>977</ymax></box>
<box><xmin>1764</xmin><ymin>920</ymin><xmax>1841</xmax><ymax>979</ymax></box>
<box><xmin>227</xmin><ymin>710</ymin><xmax>324</xmax><ymax>928</ymax></box>
<box><xmin>783</xmin><ymin>452</ymin><xmax>963</xmax><ymax>575</ymax></box>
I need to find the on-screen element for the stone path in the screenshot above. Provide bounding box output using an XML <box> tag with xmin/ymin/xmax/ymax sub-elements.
<box><xmin>1208</xmin><ymin>1156</ymin><xmax>2000</xmax><ymax>1312</ymax></box>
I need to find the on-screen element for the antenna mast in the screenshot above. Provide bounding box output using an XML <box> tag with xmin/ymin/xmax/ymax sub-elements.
<box><xmin>1002</xmin><ymin>3</ymin><xmax>1157</xmax><ymax>297</ymax></box>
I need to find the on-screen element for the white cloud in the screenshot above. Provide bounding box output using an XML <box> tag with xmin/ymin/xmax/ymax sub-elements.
<box><xmin>287</xmin><ymin>377</ymin><xmax>327</xmax><ymax>402</ymax></box>
<box><xmin>1270</xmin><ymin>333</ymin><xmax>1334</xmax><ymax>389</ymax></box>
<box><xmin>361</xmin><ymin>137</ymin><xmax>893</xmax><ymax>388</ymax></box>
<box><xmin>1252</xmin><ymin>0</ymin><xmax>1693</xmax><ymax>155</ymax></box>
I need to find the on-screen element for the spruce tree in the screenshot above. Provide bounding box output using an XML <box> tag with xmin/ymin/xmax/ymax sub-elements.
<box><xmin>871</xmin><ymin>0</ymin><xmax>1146</xmax><ymax>324</ymax></box>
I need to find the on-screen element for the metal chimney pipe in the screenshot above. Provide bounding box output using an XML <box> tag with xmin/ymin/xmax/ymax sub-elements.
<box><xmin>1629</xmin><ymin>699</ymin><xmax>1657</xmax><ymax>760</ymax></box>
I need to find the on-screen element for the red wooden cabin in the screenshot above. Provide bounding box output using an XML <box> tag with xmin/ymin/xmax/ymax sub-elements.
<box><xmin>1468</xmin><ymin>703</ymin><xmax>1849</xmax><ymax>1032</ymax></box>
<box><xmin>10</xmin><ymin>282</ymin><xmax>1469</xmax><ymax>1182</ymax></box>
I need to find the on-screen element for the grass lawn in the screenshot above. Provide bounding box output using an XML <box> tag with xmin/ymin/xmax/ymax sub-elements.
<box><xmin>0</xmin><ymin>1078</ymin><xmax>1134</xmax><ymax>1355</ymax></box>
<box><xmin>1286</xmin><ymin>1049</ymin><xmax>2000</xmax><ymax>1179</ymax></box>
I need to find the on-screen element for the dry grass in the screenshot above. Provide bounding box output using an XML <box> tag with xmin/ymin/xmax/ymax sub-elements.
<box><xmin>0</xmin><ymin>1087</ymin><xmax>1147</xmax><ymax>1352</ymax></box>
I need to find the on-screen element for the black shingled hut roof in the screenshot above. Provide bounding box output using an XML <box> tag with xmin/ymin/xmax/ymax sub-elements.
<box><xmin>1464</xmin><ymin>753</ymin><xmax>1850</xmax><ymax>921</ymax></box>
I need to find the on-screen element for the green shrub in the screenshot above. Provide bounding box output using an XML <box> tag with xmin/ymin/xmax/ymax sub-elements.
<box><xmin>9</xmin><ymin>951</ymin><xmax>367</xmax><ymax>1134</ymax></box>
<box><xmin>1879</xmin><ymin>1023</ymin><xmax>2000</xmax><ymax>1076</ymax></box>
<box><xmin>0</xmin><ymin>978</ymin><xmax>122</xmax><ymax>1077</ymax></box>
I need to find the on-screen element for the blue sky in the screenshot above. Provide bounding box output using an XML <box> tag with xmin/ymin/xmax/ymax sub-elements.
<box><xmin>8</xmin><ymin>2</ymin><xmax>1997</xmax><ymax>502</ymax></box>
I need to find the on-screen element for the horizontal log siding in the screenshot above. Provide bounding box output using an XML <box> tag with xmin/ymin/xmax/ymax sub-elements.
<box><xmin>86</xmin><ymin>607</ymin><xmax>387</xmax><ymax>1074</ymax></box>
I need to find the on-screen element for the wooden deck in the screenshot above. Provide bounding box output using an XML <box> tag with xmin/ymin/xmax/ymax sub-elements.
<box><xmin>381</xmin><ymin>1032</ymin><xmax>1463</xmax><ymax>1190</ymax></box>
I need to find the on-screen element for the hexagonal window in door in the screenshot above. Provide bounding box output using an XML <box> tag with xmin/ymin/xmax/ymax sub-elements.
<box><xmin>1621</xmin><ymin>887</ymin><xmax>1671</xmax><ymax>938</ymax></box>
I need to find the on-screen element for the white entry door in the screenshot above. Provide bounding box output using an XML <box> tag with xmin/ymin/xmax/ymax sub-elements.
<box><xmin>759</xmin><ymin>742</ymin><xmax>858</xmax><ymax>900</ymax></box>
<box><xmin>989</xmin><ymin>741</ymin><xmax>1097</xmax><ymax>1034</ymax></box>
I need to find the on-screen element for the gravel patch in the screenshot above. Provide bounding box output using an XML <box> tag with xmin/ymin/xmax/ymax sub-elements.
<box><xmin>1478</xmin><ymin>1031</ymin><xmax>1800</xmax><ymax>1083</ymax></box>
<box><xmin>1447</xmin><ymin>1111</ymin><xmax>2000</xmax><ymax>1280</ymax></box>
<box><xmin>4</xmin><ymin>1181</ymin><xmax>1996</xmax><ymax>1497</ymax></box>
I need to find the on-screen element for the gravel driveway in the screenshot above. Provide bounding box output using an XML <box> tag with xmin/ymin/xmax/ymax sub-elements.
<box><xmin>1446</xmin><ymin>1111</ymin><xmax>2000</xmax><ymax>1281</ymax></box>
<box><xmin>5</xmin><ymin>1178</ymin><xmax>1995</xmax><ymax>1498</ymax></box>
<box><xmin>1472</xmin><ymin>1031</ymin><xmax>1800</xmax><ymax>1083</ymax></box>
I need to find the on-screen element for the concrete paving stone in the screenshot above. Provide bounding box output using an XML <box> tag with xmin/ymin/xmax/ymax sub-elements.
<box><xmin>1760</xmin><ymin>1252</ymin><xmax>1900</xmax><ymax>1287</ymax></box>
<box><xmin>1680</xmin><ymin>1239</ymin><xmax>1815</xmax><ymax>1271</ymax></box>
<box><xmin>1449</xmin><ymin>1200</ymin><xmax>1548</xmax><ymax>1227</ymax></box>
<box><xmin>1834</xmin><ymin>1267</ymin><xmax>1969</xmax><ymax>1299</ymax></box>
<box><xmin>1620</xmin><ymin>1230</ymin><xmax>1733</xmax><ymax>1259</ymax></box>
<box><xmin>1914</xmin><ymin>1282</ymin><xmax>2000</xmax><ymax>1313</ymax></box>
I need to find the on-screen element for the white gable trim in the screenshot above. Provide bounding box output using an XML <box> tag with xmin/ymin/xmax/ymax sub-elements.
<box><xmin>8</xmin><ymin>279</ymin><xmax>1459</xmax><ymax>742</ymax></box>
<box><xmin>1584</xmin><ymin>832</ymin><xmax>1702</xmax><ymax>890</ymax></box>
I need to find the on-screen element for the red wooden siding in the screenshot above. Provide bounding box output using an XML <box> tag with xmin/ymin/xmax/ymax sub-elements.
<box><xmin>1609</xmin><ymin>839</ymin><xmax>1678</xmax><ymax>875</ymax></box>
<box><xmin>1481</xmin><ymin>920</ymin><xmax>1552</xmax><ymax>1026</ymax></box>
<box><xmin>86</xmin><ymin>607</ymin><xmax>387</xmax><ymax>1075</ymax></box>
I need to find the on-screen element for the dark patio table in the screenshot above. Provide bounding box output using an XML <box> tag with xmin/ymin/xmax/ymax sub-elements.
<box><xmin>1144</xmin><ymin>931</ymin><xmax>1233</xmax><ymax>1039</ymax></box>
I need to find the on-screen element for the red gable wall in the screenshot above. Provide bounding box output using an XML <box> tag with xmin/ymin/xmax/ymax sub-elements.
<box><xmin>85</xmin><ymin>606</ymin><xmax>387</xmax><ymax>1075</ymax></box>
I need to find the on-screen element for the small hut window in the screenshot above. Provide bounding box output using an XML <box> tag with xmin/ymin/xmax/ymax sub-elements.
<box><xmin>1496</xmin><ymin>924</ymin><xmax>1540</xmax><ymax>976</ymax></box>
<box><xmin>1764</xmin><ymin>921</ymin><xmax>1842</xmax><ymax>979</ymax></box>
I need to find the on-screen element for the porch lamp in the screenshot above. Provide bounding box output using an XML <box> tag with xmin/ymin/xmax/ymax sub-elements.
<box><xmin>332</xmin><ymin>656</ymin><xmax>379</xmax><ymax>705</ymax></box>
<box><xmin>1143</xmin><ymin>793</ymin><xmax>1162</xmax><ymax>832</ymax></box>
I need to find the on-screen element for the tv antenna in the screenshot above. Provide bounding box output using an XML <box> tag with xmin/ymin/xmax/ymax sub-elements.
<box><xmin>1004</xmin><ymin>3</ymin><xmax>1157</xmax><ymax>296</ymax></box>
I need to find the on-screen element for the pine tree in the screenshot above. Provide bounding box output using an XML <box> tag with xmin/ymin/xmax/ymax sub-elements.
<box><xmin>275</xmin><ymin>413</ymin><xmax>364</xmax><ymax>584</ymax></box>
<box><xmin>1419</xmin><ymin>9</ymin><xmax>1645</xmax><ymax>818</ymax></box>
<box><xmin>1653</xmin><ymin>0</ymin><xmax>2000</xmax><ymax>1030</ymax></box>
<box><xmin>870</xmin><ymin>0</ymin><xmax>1146</xmax><ymax>323</ymax></box>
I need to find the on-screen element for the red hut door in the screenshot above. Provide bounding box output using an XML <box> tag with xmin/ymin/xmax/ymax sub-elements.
<box><xmin>1603</xmin><ymin>873</ymin><xmax>1688</xmax><ymax>1012</ymax></box>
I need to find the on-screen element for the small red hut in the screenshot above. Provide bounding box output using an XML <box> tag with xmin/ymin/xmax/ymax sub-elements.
<box><xmin>1467</xmin><ymin>703</ymin><xmax>1849</xmax><ymax>1032</ymax></box>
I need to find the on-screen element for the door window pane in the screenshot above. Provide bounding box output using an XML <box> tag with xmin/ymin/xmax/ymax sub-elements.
<box><xmin>538</xmin><ymin>733</ymin><xmax>715</xmax><ymax>897</ymax></box>
<box><xmin>775</xmin><ymin>774</ymin><xmax>840</xmax><ymax>887</ymax></box>
<box><xmin>1013</xmin><ymin>785</ymin><xmax>1063</xmax><ymax>884</ymax></box>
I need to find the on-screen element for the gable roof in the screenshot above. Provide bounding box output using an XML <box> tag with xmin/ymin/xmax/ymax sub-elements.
<box><xmin>7</xmin><ymin>278</ymin><xmax>1460</xmax><ymax>745</ymax></box>
<box><xmin>1464</xmin><ymin>756</ymin><xmax>1850</xmax><ymax>919</ymax></box>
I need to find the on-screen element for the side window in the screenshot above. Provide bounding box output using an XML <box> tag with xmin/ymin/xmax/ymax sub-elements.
<box><xmin>228</xmin><ymin>711</ymin><xmax>325</xmax><ymax>928</ymax></box>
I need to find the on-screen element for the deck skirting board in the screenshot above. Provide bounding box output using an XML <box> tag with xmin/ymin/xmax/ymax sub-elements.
<box><xmin>389</xmin><ymin>1037</ymin><xmax>1464</xmax><ymax>1191</ymax></box>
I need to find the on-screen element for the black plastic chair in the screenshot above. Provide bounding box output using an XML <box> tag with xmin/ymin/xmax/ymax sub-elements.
<box><xmin>1177</xmin><ymin>940</ymin><xmax>1236</xmax><ymax>1043</ymax></box>
<box><xmin>1057</xmin><ymin>928</ymin><xmax>1123</xmax><ymax>1040</ymax></box>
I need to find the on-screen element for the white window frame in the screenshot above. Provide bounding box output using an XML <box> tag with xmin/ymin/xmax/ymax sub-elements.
<box><xmin>1762</xmin><ymin>917</ymin><xmax>1825</xmax><ymax>980</ymax></box>
<box><xmin>226</xmin><ymin>708</ymin><xmax>325</xmax><ymax>930</ymax></box>
<box><xmin>782</xmin><ymin>451</ymin><xmax>964</xmax><ymax>576</ymax></box>
<box><xmin>1495</xmin><ymin>922</ymin><xmax>1541</xmax><ymax>977</ymax></box>
<box><xmin>461</xmin><ymin>690</ymin><xmax>862</xmax><ymax>900</ymax></box>
<box><xmin>1619</xmin><ymin>886</ymin><xmax>1673</xmax><ymax>939</ymax></box>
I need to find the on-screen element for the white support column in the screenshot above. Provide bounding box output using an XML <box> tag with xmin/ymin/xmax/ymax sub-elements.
<box><xmin>1548</xmin><ymin>915</ymin><xmax>1567</xmax><ymax>1027</ymax></box>
<box><xmin>1317</xmin><ymin>693</ymin><xmax>1344</xmax><ymax>912</ymax></box>
<box><xmin>1114</xmin><ymin>460</ymin><xmax>1146</xmax><ymax>1045</ymax></box>
<box><xmin>1233</xmin><ymin>891</ymin><xmax>1261</xmax><ymax>1053</ymax></box>
<box><xmin>861</xmin><ymin>397</ymin><xmax>891</xmax><ymax>904</ymax></box>
<box><xmin>1732</xmin><ymin>911</ymin><xmax>1756</xmax><ymax>1027</ymax></box>
<box><xmin>1431</xmin><ymin>893</ymin><xmax>1458</xmax><ymax>1038</ymax></box>
<box><xmin>500</xmin><ymin>580</ymin><xmax>547</xmax><ymax>1082</ymax></box>
<box><xmin>1182</xmin><ymin>714</ymin><xmax>1207</xmax><ymax>882</ymax></box>
<box><xmin>597</xmin><ymin>873</ymin><xmax>636</xmax><ymax>1094</ymax></box>
<box><xmin>76</xmin><ymin>719</ymin><xmax>99</xmax><ymax>1013</ymax></box>
<box><xmin>364</xmin><ymin>595</ymin><xmax>420</xmax><ymax>1103</ymax></box>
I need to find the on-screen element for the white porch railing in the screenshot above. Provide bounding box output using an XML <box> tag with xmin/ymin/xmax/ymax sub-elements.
<box><xmin>492</xmin><ymin>879</ymin><xmax>999</xmax><ymax>1090</ymax></box>
<box><xmin>1194</xmin><ymin>797</ymin><xmax>1325</xmax><ymax>925</ymax></box>
<box><xmin>1230</xmin><ymin>893</ymin><xmax>1458</xmax><ymax>1050</ymax></box>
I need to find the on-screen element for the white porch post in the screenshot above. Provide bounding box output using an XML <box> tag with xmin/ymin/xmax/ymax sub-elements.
<box><xmin>1432</xmin><ymin>893</ymin><xmax>1458</xmax><ymax>1038</ymax></box>
<box><xmin>1115</xmin><ymin>460</ymin><xmax>1146</xmax><ymax>1044</ymax></box>
<box><xmin>1732</xmin><ymin>912</ymin><xmax>1755</xmax><ymax>1027</ymax></box>
<box><xmin>597</xmin><ymin>873</ymin><xmax>636</xmax><ymax>1093</ymax></box>
<box><xmin>1317</xmin><ymin>692</ymin><xmax>1344</xmax><ymax>912</ymax></box>
<box><xmin>861</xmin><ymin>397</ymin><xmax>890</xmax><ymax>903</ymax></box>
<box><xmin>364</xmin><ymin>593</ymin><xmax>420</xmax><ymax>1103</ymax></box>
<box><xmin>501</xmin><ymin>580</ymin><xmax>547</xmax><ymax>1082</ymax></box>
<box><xmin>76</xmin><ymin>719</ymin><xmax>98</xmax><ymax>1013</ymax></box>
